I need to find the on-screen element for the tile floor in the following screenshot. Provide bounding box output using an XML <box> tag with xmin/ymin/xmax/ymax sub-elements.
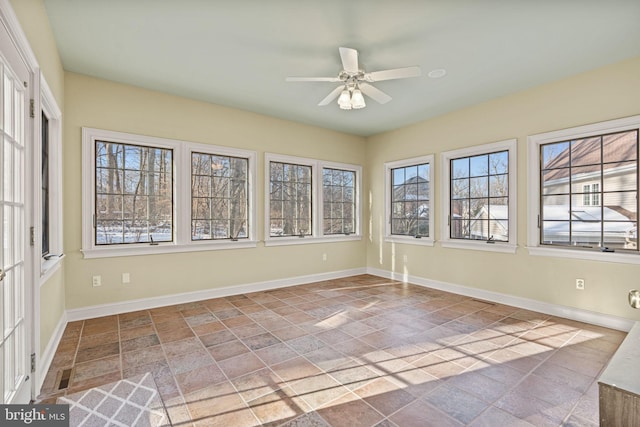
<box><xmin>38</xmin><ymin>275</ymin><xmax>625</xmax><ymax>426</ymax></box>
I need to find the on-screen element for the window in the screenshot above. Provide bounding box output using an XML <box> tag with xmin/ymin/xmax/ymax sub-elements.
<box><xmin>323</xmin><ymin>168</ymin><xmax>356</xmax><ymax>235</ymax></box>
<box><xmin>41</xmin><ymin>111</ymin><xmax>49</xmax><ymax>256</ymax></box>
<box><xmin>384</xmin><ymin>155</ymin><xmax>434</xmax><ymax>246</ymax></box>
<box><xmin>528</xmin><ymin>115</ymin><xmax>640</xmax><ymax>263</ymax></box>
<box><xmin>39</xmin><ymin>79</ymin><xmax>63</xmax><ymax>279</ymax></box>
<box><xmin>269</xmin><ymin>161</ymin><xmax>312</xmax><ymax>237</ymax></box>
<box><xmin>582</xmin><ymin>183</ymin><xmax>600</xmax><ymax>206</ymax></box>
<box><xmin>441</xmin><ymin>139</ymin><xmax>517</xmax><ymax>253</ymax></box>
<box><xmin>95</xmin><ymin>141</ymin><xmax>173</xmax><ymax>245</ymax></box>
<box><xmin>82</xmin><ymin>128</ymin><xmax>257</xmax><ymax>258</ymax></box>
<box><xmin>192</xmin><ymin>153</ymin><xmax>249</xmax><ymax>240</ymax></box>
<box><xmin>265</xmin><ymin>153</ymin><xmax>361</xmax><ymax>245</ymax></box>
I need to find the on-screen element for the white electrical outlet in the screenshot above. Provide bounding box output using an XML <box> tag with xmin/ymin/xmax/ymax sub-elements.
<box><xmin>322</xmin><ymin>253</ymin><xmax>327</xmax><ymax>261</ymax></box>
<box><xmin>122</xmin><ymin>273</ymin><xmax>130</xmax><ymax>284</ymax></box>
<box><xmin>576</xmin><ymin>278</ymin><xmax>585</xmax><ymax>290</ymax></box>
<box><xmin>92</xmin><ymin>275</ymin><xmax>101</xmax><ymax>287</ymax></box>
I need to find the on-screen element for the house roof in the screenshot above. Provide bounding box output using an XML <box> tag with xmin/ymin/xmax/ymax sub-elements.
<box><xmin>542</xmin><ymin>130</ymin><xmax>638</xmax><ymax>180</ymax></box>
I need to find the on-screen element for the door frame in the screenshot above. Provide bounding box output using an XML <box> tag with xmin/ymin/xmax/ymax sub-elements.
<box><xmin>0</xmin><ymin>0</ymin><xmax>41</xmax><ymax>402</ymax></box>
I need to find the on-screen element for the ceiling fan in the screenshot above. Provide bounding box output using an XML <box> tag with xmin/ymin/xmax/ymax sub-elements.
<box><xmin>286</xmin><ymin>47</ymin><xmax>421</xmax><ymax>110</ymax></box>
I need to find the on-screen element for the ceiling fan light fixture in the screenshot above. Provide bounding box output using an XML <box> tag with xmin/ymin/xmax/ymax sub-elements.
<box><xmin>338</xmin><ymin>88</ymin><xmax>352</xmax><ymax>109</ymax></box>
<box><xmin>351</xmin><ymin>88</ymin><xmax>366</xmax><ymax>109</ymax></box>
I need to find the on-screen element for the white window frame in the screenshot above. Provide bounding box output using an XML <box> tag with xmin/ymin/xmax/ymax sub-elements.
<box><xmin>384</xmin><ymin>155</ymin><xmax>435</xmax><ymax>247</ymax></box>
<box><xmin>527</xmin><ymin>115</ymin><xmax>640</xmax><ymax>264</ymax></box>
<box><xmin>441</xmin><ymin>139</ymin><xmax>517</xmax><ymax>253</ymax></box>
<box><xmin>264</xmin><ymin>153</ymin><xmax>362</xmax><ymax>246</ymax></box>
<box><xmin>81</xmin><ymin>127</ymin><xmax>257</xmax><ymax>258</ymax></box>
<box><xmin>37</xmin><ymin>78</ymin><xmax>64</xmax><ymax>281</ymax></box>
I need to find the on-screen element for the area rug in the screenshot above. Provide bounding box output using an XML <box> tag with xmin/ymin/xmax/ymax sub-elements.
<box><xmin>57</xmin><ymin>372</ymin><xmax>171</xmax><ymax>426</ymax></box>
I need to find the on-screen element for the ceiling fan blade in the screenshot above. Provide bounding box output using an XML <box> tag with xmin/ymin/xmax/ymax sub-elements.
<box><xmin>365</xmin><ymin>66</ymin><xmax>421</xmax><ymax>82</ymax></box>
<box><xmin>318</xmin><ymin>86</ymin><xmax>344</xmax><ymax>106</ymax></box>
<box><xmin>339</xmin><ymin>47</ymin><xmax>359</xmax><ymax>73</ymax></box>
<box><xmin>286</xmin><ymin>76</ymin><xmax>340</xmax><ymax>82</ymax></box>
<box><xmin>359</xmin><ymin>83</ymin><xmax>392</xmax><ymax>104</ymax></box>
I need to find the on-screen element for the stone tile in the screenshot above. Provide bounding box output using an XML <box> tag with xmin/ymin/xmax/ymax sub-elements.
<box><xmin>279</xmin><ymin>411</ymin><xmax>329</xmax><ymax>427</ymax></box>
<box><xmin>167</xmin><ymin>348</ymin><xmax>215</xmax><ymax>376</ymax></box>
<box><xmin>289</xmin><ymin>373</ymin><xmax>350</xmax><ymax>409</ymax></box>
<box><xmin>162</xmin><ymin>336</ymin><xmax>204</xmax><ymax>358</ymax></box>
<box><xmin>75</xmin><ymin>342</ymin><xmax>120</xmax><ymax>363</ymax></box>
<box><xmin>232</xmin><ymin>368</ymin><xmax>284</xmax><ymax>403</ymax></box>
<box><xmin>199</xmin><ymin>329</ymin><xmax>236</xmax><ymax>348</ymax></box>
<box><xmin>270</xmin><ymin>356</ymin><xmax>322</xmax><ymax>385</ymax></box>
<box><xmin>185</xmin><ymin>381</ymin><xmax>258</xmax><ymax>426</ymax></box>
<box><xmin>248</xmin><ymin>387</ymin><xmax>308</xmax><ymax>426</ymax></box>
<box><xmin>254</xmin><ymin>342</ymin><xmax>299</xmax><ymax>366</ymax></box>
<box><xmin>218</xmin><ymin>352</ymin><xmax>266</xmax><ymax>379</ymax></box>
<box><xmin>242</xmin><ymin>332</ymin><xmax>281</xmax><ymax>351</ymax></box>
<box><xmin>122</xmin><ymin>344</ymin><xmax>166</xmax><ymax>369</ymax></box>
<box><xmin>317</xmin><ymin>393</ymin><xmax>384</xmax><ymax>427</ymax></box>
<box><xmin>78</xmin><ymin>331</ymin><xmax>119</xmax><ymax>349</ymax></box>
<box><xmin>120</xmin><ymin>324</ymin><xmax>156</xmax><ymax>341</ymax></box>
<box><xmin>424</xmin><ymin>384</ymin><xmax>490</xmax><ymax>424</ymax></box>
<box><xmin>156</xmin><ymin>326</ymin><xmax>194</xmax><ymax>344</ymax></box>
<box><xmin>72</xmin><ymin>355</ymin><xmax>121</xmax><ymax>384</ymax></box>
<box><xmin>271</xmin><ymin>326</ymin><xmax>308</xmax><ymax>342</ymax></box>
<box><xmin>354</xmin><ymin>378</ymin><xmax>416</xmax><ymax>416</ymax></box>
<box><xmin>121</xmin><ymin>333</ymin><xmax>160</xmax><ymax>353</ymax></box>
<box><xmin>175</xmin><ymin>363</ymin><xmax>226</xmax><ymax>395</ymax></box>
<box><xmin>208</xmin><ymin>339</ymin><xmax>251</xmax><ymax>362</ymax></box>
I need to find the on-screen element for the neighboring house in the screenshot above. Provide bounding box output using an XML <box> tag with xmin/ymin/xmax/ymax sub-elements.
<box><xmin>541</xmin><ymin>130</ymin><xmax>637</xmax><ymax>249</ymax></box>
<box><xmin>468</xmin><ymin>205</ymin><xmax>509</xmax><ymax>241</ymax></box>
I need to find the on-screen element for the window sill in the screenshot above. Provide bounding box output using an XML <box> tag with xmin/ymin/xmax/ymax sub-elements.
<box><xmin>384</xmin><ymin>236</ymin><xmax>435</xmax><ymax>247</ymax></box>
<box><xmin>82</xmin><ymin>240</ymin><xmax>258</xmax><ymax>259</ymax></box>
<box><xmin>441</xmin><ymin>240</ymin><xmax>517</xmax><ymax>254</ymax></box>
<box><xmin>527</xmin><ymin>246</ymin><xmax>640</xmax><ymax>264</ymax></box>
<box><xmin>40</xmin><ymin>254</ymin><xmax>65</xmax><ymax>285</ymax></box>
<box><xmin>264</xmin><ymin>235</ymin><xmax>362</xmax><ymax>247</ymax></box>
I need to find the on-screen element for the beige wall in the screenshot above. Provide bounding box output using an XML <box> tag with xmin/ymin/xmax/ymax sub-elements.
<box><xmin>366</xmin><ymin>56</ymin><xmax>640</xmax><ymax>321</ymax></box>
<box><xmin>9</xmin><ymin>0</ymin><xmax>66</xmax><ymax>355</ymax></box>
<box><xmin>63</xmin><ymin>72</ymin><xmax>367</xmax><ymax>309</ymax></box>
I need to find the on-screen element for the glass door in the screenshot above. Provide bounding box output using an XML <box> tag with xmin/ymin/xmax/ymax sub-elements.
<box><xmin>1</xmin><ymin>18</ymin><xmax>32</xmax><ymax>404</ymax></box>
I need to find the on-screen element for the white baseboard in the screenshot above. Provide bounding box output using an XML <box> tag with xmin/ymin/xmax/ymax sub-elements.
<box><xmin>36</xmin><ymin>310</ymin><xmax>68</xmax><ymax>396</ymax></box>
<box><xmin>66</xmin><ymin>268</ymin><xmax>367</xmax><ymax>322</ymax></box>
<box><xmin>367</xmin><ymin>267</ymin><xmax>634</xmax><ymax>332</ymax></box>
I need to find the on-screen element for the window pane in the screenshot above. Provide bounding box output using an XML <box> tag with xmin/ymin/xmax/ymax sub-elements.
<box><xmin>571</xmin><ymin>137</ymin><xmax>601</xmax><ymax>166</ymax></box>
<box><xmin>452</xmin><ymin>158</ymin><xmax>469</xmax><ymax>179</ymax></box>
<box><xmin>95</xmin><ymin>141</ymin><xmax>173</xmax><ymax>245</ymax></box>
<box><xmin>390</xmin><ymin>163</ymin><xmax>430</xmax><ymax>236</ymax></box>
<box><xmin>470</xmin><ymin>177</ymin><xmax>488</xmax><ymax>198</ymax></box>
<box><xmin>470</xmin><ymin>155</ymin><xmax>488</xmax><ymax>177</ymax></box>
<box><xmin>452</xmin><ymin>178</ymin><xmax>469</xmax><ymax>199</ymax></box>
<box><xmin>490</xmin><ymin>151</ymin><xmax>508</xmax><ymax>175</ymax></box>
<box><xmin>604</xmin><ymin>131</ymin><xmax>638</xmax><ymax>163</ymax></box>
<box><xmin>270</xmin><ymin>161</ymin><xmax>312</xmax><ymax>237</ymax></box>
<box><xmin>542</xmin><ymin>141</ymin><xmax>570</xmax><ymax>169</ymax></box>
<box><xmin>542</xmin><ymin>195</ymin><xmax>570</xmax><ymax>220</ymax></box>
<box><xmin>191</xmin><ymin>153</ymin><xmax>248</xmax><ymax>241</ymax></box>
<box><xmin>542</xmin><ymin>221</ymin><xmax>570</xmax><ymax>245</ymax></box>
<box><xmin>450</xmin><ymin>151</ymin><xmax>509</xmax><ymax>241</ymax></box>
<box><xmin>489</xmin><ymin>175</ymin><xmax>508</xmax><ymax>197</ymax></box>
<box><xmin>322</xmin><ymin>168</ymin><xmax>355</xmax><ymax>235</ymax></box>
<box><xmin>450</xmin><ymin>219</ymin><xmax>469</xmax><ymax>239</ymax></box>
<box><xmin>542</xmin><ymin>169</ymin><xmax>570</xmax><ymax>195</ymax></box>
<box><xmin>604</xmin><ymin>221</ymin><xmax>636</xmax><ymax>250</ymax></box>
<box><xmin>603</xmin><ymin>161</ymin><xmax>637</xmax><ymax>192</ymax></box>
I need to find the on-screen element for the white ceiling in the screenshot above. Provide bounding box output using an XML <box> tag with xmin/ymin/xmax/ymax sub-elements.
<box><xmin>43</xmin><ymin>0</ymin><xmax>640</xmax><ymax>137</ymax></box>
